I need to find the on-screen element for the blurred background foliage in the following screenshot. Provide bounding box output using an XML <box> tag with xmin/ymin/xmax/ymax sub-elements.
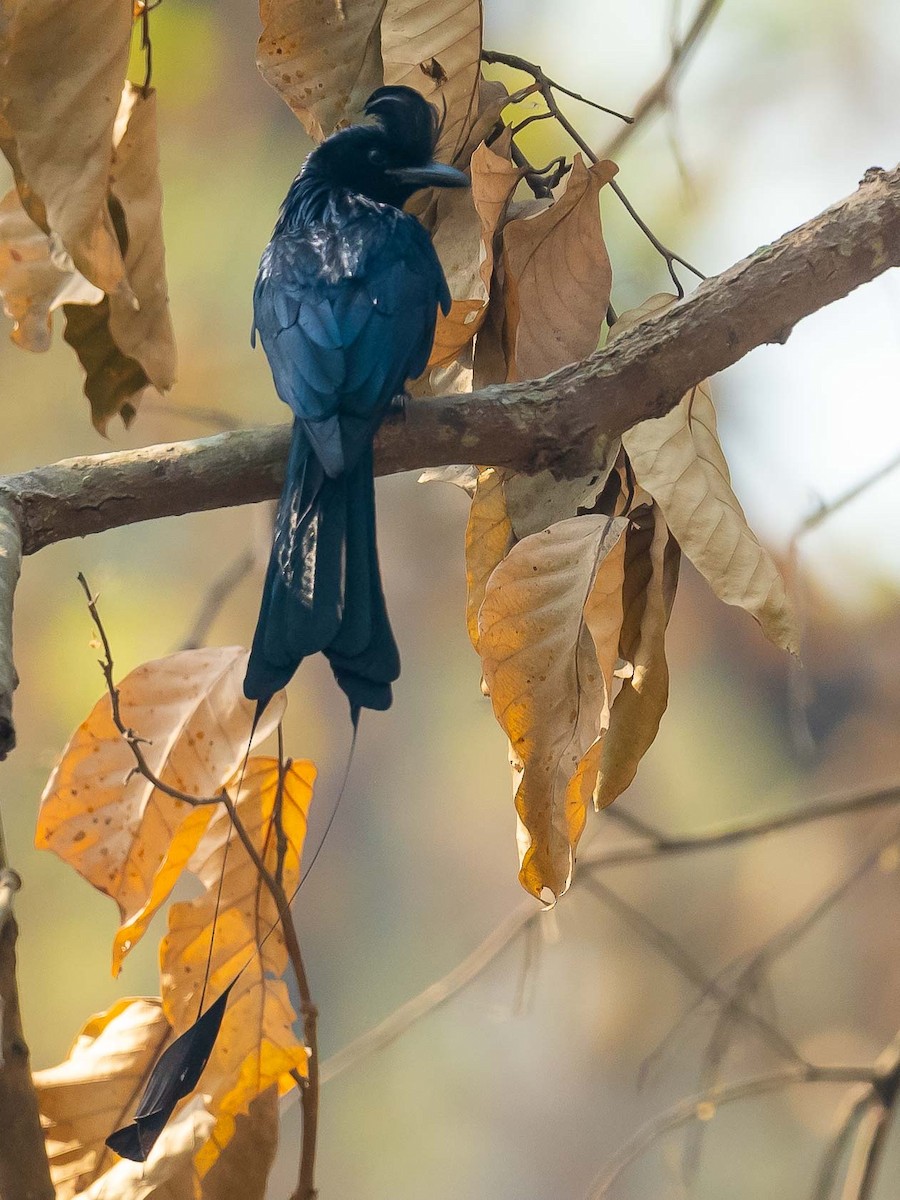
<box><xmin>2</xmin><ymin>0</ymin><xmax>900</xmax><ymax>1196</ymax></box>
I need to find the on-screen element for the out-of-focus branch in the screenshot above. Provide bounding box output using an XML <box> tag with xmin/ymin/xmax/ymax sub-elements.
<box><xmin>315</xmin><ymin>782</ymin><xmax>900</xmax><ymax>1088</ymax></box>
<box><xmin>0</xmin><ymin>829</ymin><xmax>54</xmax><ymax>1200</ymax></box>
<box><xmin>600</xmin><ymin>0</ymin><xmax>726</xmax><ymax>160</ymax></box>
<box><xmin>0</xmin><ymin>501</ymin><xmax>21</xmax><ymax>760</ymax></box>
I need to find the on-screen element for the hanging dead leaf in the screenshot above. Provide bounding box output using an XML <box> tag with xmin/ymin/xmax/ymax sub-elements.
<box><xmin>0</xmin><ymin>187</ymin><xmax>102</xmax><ymax>351</ymax></box>
<box><xmin>464</xmin><ymin>466</ymin><xmax>513</xmax><ymax>651</ymax></box>
<box><xmin>381</xmin><ymin>0</ymin><xmax>483</xmax><ymax>160</ymax></box>
<box><xmin>417</xmin><ymin>463</ymin><xmax>480</xmax><ymax>494</ymax></box>
<box><xmin>63</xmin><ymin>85</ymin><xmax>177</xmax><ymax>434</ymax></box>
<box><xmin>479</xmin><ymin>515</ymin><xmax>628</xmax><ymax>898</ymax></box>
<box><xmin>257</xmin><ymin>0</ymin><xmax>385</xmax><ymax>141</ymax></box>
<box><xmin>427</xmin><ymin>131</ymin><xmax>523</xmax><ymax>368</ymax></box>
<box><xmin>0</xmin><ymin>0</ymin><xmax>133</xmax><ymax>297</ymax></box>
<box><xmin>34</xmin><ymin>997</ymin><xmax>172</xmax><ymax>1200</ymax></box>
<box><xmin>607</xmin><ymin>291</ymin><xmax>676</xmax><ymax>339</ymax></box>
<box><xmin>595</xmin><ymin>503</ymin><xmax>681</xmax><ymax>808</ymax></box>
<box><xmin>37</xmin><ymin>647</ymin><xmax>286</xmax><ymax>976</ymax></box>
<box><xmin>501</xmin><ymin>154</ymin><xmax>617</xmax><ymax>382</ymax></box>
<box><xmin>503</xmin><ymin>455</ymin><xmax>622</xmax><ymax>542</ymax></box>
<box><xmin>76</xmin><ymin>1096</ymin><xmax>215</xmax><ymax>1200</ymax></box>
<box><xmin>623</xmin><ymin>378</ymin><xmax>799</xmax><ymax>653</ymax></box>
<box><xmin>200</xmin><ymin>1087</ymin><xmax>279</xmax><ymax>1200</ymax></box>
<box><xmin>160</xmin><ymin>757</ymin><xmax>313</xmax><ymax>1172</ymax></box>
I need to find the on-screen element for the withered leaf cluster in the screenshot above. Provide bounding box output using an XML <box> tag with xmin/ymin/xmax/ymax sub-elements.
<box><xmin>0</xmin><ymin>0</ymin><xmax>175</xmax><ymax>432</ymax></box>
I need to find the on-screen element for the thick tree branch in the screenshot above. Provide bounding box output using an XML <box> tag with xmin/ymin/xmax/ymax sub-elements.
<box><xmin>1</xmin><ymin>166</ymin><xmax>896</xmax><ymax>562</ymax></box>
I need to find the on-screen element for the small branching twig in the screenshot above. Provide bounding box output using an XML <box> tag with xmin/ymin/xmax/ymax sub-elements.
<box><xmin>482</xmin><ymin>49</ymin><xmax>705</xmax><ymax>295</ymax></box>
<box><xmin>78</xmin><ymin>573</ymin><xmax>320</xmax><ymax>1198</ymax></box>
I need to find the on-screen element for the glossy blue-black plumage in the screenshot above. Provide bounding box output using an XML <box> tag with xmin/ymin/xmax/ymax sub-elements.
<box><xmin>244</xmin><ymin>87</ymin><xmax>463</xmax><ymax>715</ymax></box>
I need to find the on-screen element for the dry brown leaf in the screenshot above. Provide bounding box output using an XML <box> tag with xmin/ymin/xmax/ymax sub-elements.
<box><xmin>0</xmin><ymin>187</ymin><xmax>102</xmax><ymax>351</ymax></box>
<box><xmin>161</xmin><ymin>757</ymin><xmax>313</xmax><ymax>1172</ymax></box>
<box><xmin>74</xmin><ymin>1096</ymin><xmax>215</xmax><ymax>1200</ymax></box>
<box><xmin>257</xmin><ymin>0</ymin><xmax>385</xmax><ymax>141</ymax></box>
<box><xmin>37</xmin><ymin>647</ymin><xmax>285</xmax><ymax>976</ymax></box>
<box><xmin>623</xmin><ymin>377</ymin><xmax>799</xmax><ymax>653</ymax></box>
<box><xmin>595</xmin><ymin>503</ymin><xmax>680</xmax><ymax>808</ymax></box>
<box><xmin>63</xmin><ymin>85</ymin><xmax>177</xmax><ymax>434</ymax></box>
<box><xmin>607</xmin><ymin>291</ymin><xmax>676</xmax><ymax>340</ymax></box>
<box><xmin>479</xmin><ymin>515</ymin><xmax>628</xmax><ymax>898</ymax></box>
<box><xmin>501</xmin><ymin>154</ymin><xmax>617</xmax><ymax>382</ymax></box>
<box><xmin>200</xmin><ymin>1087</ymin><xmax>279</xmax><ymax>1200</ymax></box>
<box><xmin>381</xmin><ymin>0</ymin><xmax>483</xmax><ymax>160</ymax></box>
<box><xmin>0</xmin><ymin>0</ymin><xmax>133</xmax><ymax>297</ymax></box>
<box><xmin>464</xmin><ymin>466</ymin><xmax>513</xmax><ymax>651</ymax></box>
<box><xmin>35</xmin><ymin>998</ymin><xmax>172</xmax><ymax>1200</ymax></box>
<box><xmin>427</xmin><ymin>131</ymin><xmax>522</xmax><ymax>368</ymax></box>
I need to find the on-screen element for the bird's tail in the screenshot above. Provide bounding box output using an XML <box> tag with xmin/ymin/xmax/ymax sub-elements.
<box><xmin>243</xmin><ymin>420</ymin><xmax>399</xmax><ymax>714</ymax></box>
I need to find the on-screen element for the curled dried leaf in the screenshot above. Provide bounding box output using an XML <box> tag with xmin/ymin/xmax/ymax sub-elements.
<box><xmin>381</xmin><ymin>0</ymin><xmax>483</xmax><ymax>160</ymax></box>
<box><xmin>623</xmin><ymin>378</ymin><xmax>799</xmax><ymax>653</ymax></box>
<box><xmin>0</xmin><ymin>0</ymin><xmax>133</xmax><ymax>296</ymax></box>
<box><xmin>464</xmin><ymin>466</ymin><xmax>513</xmax><ymax>651</ymax></box>
<box><xmin>479</xmin><ymin>515</ymin><xmax>628</xmax><ymax>898</ymax></box>
<box><xmin>257</xmin><ymin>0</ymin><xmax>385</xmax><ymax>141</ymax></box>
<box><xmin>595</xmin><ymin>503</ymin><xmax>680</xmax><ymax>808</ymax></box>
<box><xmin>35</xmin><ymin>998</ymin><xmax>172</xmax><ymax>1200</ymax></box>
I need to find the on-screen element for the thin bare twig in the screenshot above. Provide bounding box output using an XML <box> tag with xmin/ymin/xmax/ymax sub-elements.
<box><xmin>813</xmin><ymin>1088</ymin><xmax>877</xmax><ymax>1200</ymax></box>
<box><xmin>482</xmin><ymin>49</ymin><xmax>705</xmax><ymax>295</ymax></box>
<box><xmin>78</xmin><ymin>573</ymin><xmax>320</xmax><ymax>1197</ymax></box>
<box><xmin>586</xmin><ymin>1064</ymin><xmax>880</xmax><ymax>1199</ymax></box>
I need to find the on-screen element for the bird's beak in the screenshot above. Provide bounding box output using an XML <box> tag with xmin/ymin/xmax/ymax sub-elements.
<box><xmin>388</xmin><ymin>162</ymin><xmax>469</xmax><ymax>189</ymax></box>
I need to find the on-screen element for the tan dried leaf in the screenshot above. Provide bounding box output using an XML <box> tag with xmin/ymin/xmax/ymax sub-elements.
<box><xmin>0</xmin><ymin>0</ymin><xmax>133</xmax><ymax>296</ymax></box>
<box><xmin>427</xmin><ymin>131</ymin><xmax>522</xmax><ymax>368</ymax></box>
<box><xmin>161</xmin><ymin>757</ymin><xmax>314</xmax><ymax>1172</ymax></box>
<box><xmin>504</xmin><ymin>454</ymin><xmax>621</xmax><ymax>542</ymax></box>
<box><xmin>464</xmin><ymin>466</ymin><xmax>513</xmax><ymax>650</ymax></box>
<box><xmin>501</xmin><ymin>154</ymin><xmax>617</xmax><ymax>382</ymax></box>
<box><xmin>0</xmin><ymin>187</ymin><xmax>102</xmax><ymax>351</ymax></box>
<box><xmin>479</xmin><ymin>515</ymin><xmax>628</xmax><ymax>898</ymax></box>
<box><xmin>623</xmin><ymin>378</ymin><xmax>799</xmax><ymax>653</ymax></box>
<box><xmin>63</xmin><ymin>85</ymin><xmax>177</xmax><ymax>434</ymax></box>
<box><xmin>35</xmin><ymin>998</ymin><xmax>171</xmax><ymax>1200</ymax></box>
<box><xmin>381</xmin><ymin>0</ymin><xmax>483</xmax><ymax>160</ymax></box>
<box><xmin>595</xmin><ymin>503</ymin><xmax>680</xmax><ymax>808</ymax></box>
<box><xmin>36</xmin><ymin>647</ymin><xmax>286</xmax><ymax>975</ymax></box>
<box><xmin>257</xmin><ymin>0</ymin><xmax>385</xmax><ymax>141</ymax></box>
<box><xmin>607</xmin><ymin>291</ymin><xmax>676</xmax><ymax>340</ymax></box>
<box><xmin>417</xmin><ymin>463</ymin><xmax>480</xmax><ymax>494</ymax></box>
<box><xmin>74</xmin><ymin>1097</ymin><xmax>215</xmax><ymax>1200</ymax></box>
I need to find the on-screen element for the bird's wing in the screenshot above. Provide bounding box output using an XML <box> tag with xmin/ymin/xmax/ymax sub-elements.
<box><xmin>253</xmin><ymin>211</ymin><xmax>450</xmax><ymax>477</ymax></box>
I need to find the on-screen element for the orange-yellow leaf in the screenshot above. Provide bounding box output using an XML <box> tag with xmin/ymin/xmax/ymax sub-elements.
<box><xmin>0</xmin><ymin>0</ymin><xmax>134</xmax><ymax>297</ymax></box>
<box><xmin>595</xmin><ymin>502</ymin><xmax>680</xmax><ymax>808</ymax></box>
<box><xmin>464</xmin><ymin>466</ymin><xmax>513</xmax><ymax>651</ymax></box>
<box><xmin>427</xmin><ymin>132</ymin><xmax>523</xmax><ymax>368</ymax></box>
<box><xmin>160</xmin><ymin>757</ymin><xmax>314</xmax><ymax>1170</ymax></box>
<box><xmin>35</xmin><ymin>998</ymin><xmax>171</xmax><ymax>1199</ymax></box>
<box><xmin>37</xmin><ymin>648</ymin><xmax>285</xmax><ymax>975</ymax></box>
<box><xmin>199</xmin><ymin>1087</ymin><xmax>279</xmax><ymax>1200</ymax></box>
<box><xmin>479</xmin><ymin>515</ymin><xmax>628</xmax><ymax>898</ymax></box>
<box><xmin>501</xmin><ymin>154</ymin><xmax>617</xmax><ymax>382</ymax></box>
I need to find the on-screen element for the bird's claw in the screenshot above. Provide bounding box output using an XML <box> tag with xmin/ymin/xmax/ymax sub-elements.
<box><xmin>389</xmin><ymin>391</ymin><xmax>410</xmax><ymax>420</ymax></box>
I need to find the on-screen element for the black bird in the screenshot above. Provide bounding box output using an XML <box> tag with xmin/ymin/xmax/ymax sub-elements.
<box><xmin>243</xmin><ymin>86</ymin><xmax>468</xmax><ymax>718</ymax></box>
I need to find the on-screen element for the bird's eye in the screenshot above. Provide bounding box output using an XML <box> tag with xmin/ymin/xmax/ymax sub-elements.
<box><xmin>368</xmin><ymin>147</ymin><xmax>387</xmax><ymax>167</ymax></box>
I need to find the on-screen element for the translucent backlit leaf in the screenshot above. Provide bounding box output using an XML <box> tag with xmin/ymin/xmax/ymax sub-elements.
<box><xmin>479</xmin><ymin>515</ymin><xmax>628</xmax><ymax>898</ymax></box>
<box><xmin>37</xmin><ymin>647</ymin><xmax>286</xmax><ymax>975</ymax></box>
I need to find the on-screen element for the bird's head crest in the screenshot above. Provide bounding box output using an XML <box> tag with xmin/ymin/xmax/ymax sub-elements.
<box><xmin>363</xmin><ymin>86</ymin><xmax>442</xmax><ymax>163</ymax></box>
